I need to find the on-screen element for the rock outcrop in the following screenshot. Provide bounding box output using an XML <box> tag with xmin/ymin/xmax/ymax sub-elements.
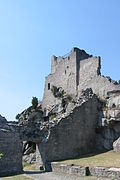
<box><xmin>113</xmin><ymin>137</ymin><xmax>120</xmax><ymax>152</ymax></box>
<box><xmin>96</xmin><ymin>90</ymin><xmax>120</xmax><ymax>150</ymax></box>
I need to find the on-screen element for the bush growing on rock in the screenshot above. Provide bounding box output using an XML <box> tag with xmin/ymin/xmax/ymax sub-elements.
<box><xmin>57</xmin><ymin>89</ymin><xmax>65</xmax><ymax>98</ymax></box>
<box><xmin>51</xmin><ymin>85</ymin><xmax>65</xmax><ymax>98</ymax></box>
<box><xmin>51</xmin><ymin>85</ymin><xmax>58</xmax><ymax>97</ymax></box>
<box><xmin>0</xmin><ymin>153</ymin><xmax>3</xmax><ymax>159</ymax></box>
<box><xmin>16</xmin><ymin>113</ymin><xmax>20</xmax><ymax>120</ymax></box>
<box><xmin>49</xmin><ymin>114</ymin><xmax>56</xmax><ymax>121</ymax></box>
<box><xmin>31</xmin><ymin>97</ymin><xmax>38</xmax><ymax>109</ymax></box>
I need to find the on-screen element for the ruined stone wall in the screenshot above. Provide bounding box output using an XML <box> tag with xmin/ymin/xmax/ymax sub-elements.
<box><xmin>42</xmin><ymin>48</ymin><xmax>91</xmax><ymax>110</ymax></box>
<box><xmin>78</xmin><ymin>57</ymin><xmax>120</xmax><ymax>97</ymax></box>
<box><xmin>107</xmin><ymin>91</ymin><xmax>120</xmax><ymax>108</ymax></box>
<box><xmin>42</xmin><ymin>48</ymin><xmax>77</xmax><ymax>110</ymax></box>
<box><xmin>42</xmin><ymin>47</ymin><xmax>120</xmax><ymax>111</ymax></box>
<box><xmin>0</xmin><ymin>129</ymin><xmax>23</xmax><ymax>176</ymax></box>
<box><xmin>45</xmin><ymin>95</ymin><xmax>98</xmax><ymax>161</ymax></box>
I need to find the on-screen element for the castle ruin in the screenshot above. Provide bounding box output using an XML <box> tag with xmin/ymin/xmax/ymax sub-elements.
<box><xmin>42</xmin><ymin>47</ymin><xmax>120</xmax><ymax>111</ymax></box>
<box><xmin>1</xmin><ymin>47</ymin><xmax>120</xmax><ymax>177</ymax></box>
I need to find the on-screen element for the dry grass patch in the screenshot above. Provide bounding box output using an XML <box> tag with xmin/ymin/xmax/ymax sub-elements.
<box><xmin>59</xmin><ymin>151</ymin><xmax>120</xmax><ymax>168</ymax></box>
<box><xmin>24</xmin><ymin>163</ymin><xmax>37</xmax><ymax>171</ymax></box>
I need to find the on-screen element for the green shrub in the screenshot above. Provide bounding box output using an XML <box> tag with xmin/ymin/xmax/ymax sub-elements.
<box><xmin>51</xmin><ymin>85</ymin><xmax>58</xmax><ymax>97</ymax></box>
<box><xmin>26</xmin><ymin>106</ymin><xmax>32</xmax><ymax>115</ymax></box>
<box><xmin>0</xmin><ymin>153</ymin><xmax>3</xmax><ymax>159</ymax></box>
<box><xmin>51</xmin><ymin>85</ymin><xmax>65</xmax><ymax>98</ymax></box>
<box><xmin>31</xmin><ymin>97</ymin><xmax>38</xmax><ymax>109</ymax></box>
<box><xmin>27</xmin><ymin>106</ymin><xmax>32</xmax><ymax>112</ymax></box>
<box><xmin>49</xmin><ymin>114</ymin><xmax>56</xmax><ymax>121</ymax></box>
<box><xmin>57</xmin><ymin>89</ymin><xmax>65</xmax><ymax>98</ymax></box>
<box><xmin>16</xmin><ymin>114</ymin><xmax>20</xmax><ymax>120</ymax></box>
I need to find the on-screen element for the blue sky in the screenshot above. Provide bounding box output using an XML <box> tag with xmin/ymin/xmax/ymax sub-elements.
<box><xmin>0</xmin><ymin>0</ymin><xmax>120</xmax><ymax>121</ymax></box>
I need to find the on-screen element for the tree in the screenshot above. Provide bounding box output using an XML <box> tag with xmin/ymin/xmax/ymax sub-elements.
<box><xmin>31</xmin><ymin>97</ymin><xmax>38</xmax><ymax>109</ymax></box>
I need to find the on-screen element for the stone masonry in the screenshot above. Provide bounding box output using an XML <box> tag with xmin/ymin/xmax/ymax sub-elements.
<box><xmin>0</xmin><ymin>117</ymin><xmax>23</xmax><ymax>176</ymax></box>
<box><xmin>45</xmin><ymin>94</ymin><xmax>98</xmax><ymax>161</ymax></box>
<box><xmin>42</xmin><ymin>47</ymin><xmax>120</xmax><ymax>111</ymax></box>
<box><xmin>1</xmin><ymin>47</ymin><xmax>120</xmax><ymax>178</ymax></box>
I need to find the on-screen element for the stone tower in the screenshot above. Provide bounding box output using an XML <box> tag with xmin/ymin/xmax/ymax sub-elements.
<box><xmin>42</xmin><ymin>47</ymin><xmax>92</xmax><ymax>110</ymax></box>
<box><xmin>42</xmin><ymin>47</ymin><xmax>120</xmax><ymax>110</ymax></box>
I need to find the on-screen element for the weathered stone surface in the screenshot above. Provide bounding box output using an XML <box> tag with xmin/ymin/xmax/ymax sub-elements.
<box><xmin>23</xmin><ymin>152</ymin><xmax>36</xmax><ymax>164</ymax></box>
<box><xmin>96</xmin><ymin>91</ymin><xmax>120</xmax><ymax>151</ymax></box>
<box><xmin>0</xmin><ymin>114</ymin><xmax>7</xmax><ymax>123</ymax></box>
<box><xmin>51</xmin><ymin>162</ymin><xmax>86</xmax><ymax>176</ymax></box>
<box><xmin>113</xmin><ymin>137</ymin><xmax>120</xmax><ymax>152</ymax></box>
<box><xmin>19</xmin><ymin>109</ymin><xmax>43</xmax><ymax>124</ymax></box>
<box><xmin>51</xmin><ymin>162</ymin><xmax>120</xmax><ymax>179</ymax></box>
<box><xmin>0</xmin><ymin>114</ymin><xmax>8</xmax><ymax>130</ymax></box>
<box><xmin>42</xmin><ymin>47</ymin><xmax>120</xmax><ymax>110</ymax></box>
<box><xmin>45</xmin><ymin>94</ymin><xmax>98</xmax><ymax>161</ymax></box>
<box><xmin>0</xmin><ymin>128</ymin><xmax>23</xmax><ymax>176</ymax></box>
<box><xmin>89</xmin><ymin>166</ymin><xmax>120</xmax><ymax>179</ymax></box>
<box><xmin>18</xmin><ymin>109</ymin><xmax>48</xmax><ymax>143</ymax></box>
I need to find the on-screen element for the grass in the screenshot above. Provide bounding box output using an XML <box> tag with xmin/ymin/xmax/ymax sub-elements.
<box><xmin>2</xmin><ymin>151</ymin><xmax>120</xmax><ymax>180</ymax></box>
<box><xmin>23</xmin><ymin>163</ymin><xmax>37</xmax><ymax>171</ymax></box>
<box><xmin>58</xmin><ymin>150</ymin><xmax>120</xmax><ymax>168</ymax></box>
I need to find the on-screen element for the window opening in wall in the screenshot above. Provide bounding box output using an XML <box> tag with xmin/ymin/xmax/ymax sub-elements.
<box><xmin>67</xmin><ymin>66</ymin><xmax>69</xmax><ymax>69</ymax></box>
<box><xmin>48</xmin><ymin>83</ymin><xmax>50</xmax><ymax>90</ymax></box>
<box><xmin>68</xmin><ymin>56</ymin><xmax>70</xmax><ymax>60</ymax></box>
<box><xmin>112</xmin><ymin>103</ymin><xmax>116</xmax><ymax>108</ymax></box>
<box><xmin>65</xmin><ymin>70</ymin><xmax>66</xmax><ymax>74</ymax></box>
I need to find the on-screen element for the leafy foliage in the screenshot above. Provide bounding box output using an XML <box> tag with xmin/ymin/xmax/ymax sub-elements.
<box><xmin>51</xmin><ymin>85</ymin><xmax>65</xmax><ymax>98</ymax></box>
<box><xmin>51</xmin><ymin>85</ymin><xmax>58</xmax><ymax>97</ymax></box>
<box><xmin>15</xmin><ymin>114</ymin><xmax>20</xmax><ymax>120</ymax></box>
<box><xmin>31</xmin><ymin>97</ymin><xmax>38</xmax><ymax>109</ymax></box>
<box><xmin>0</xmin><ymin>153</ymin><xmax>3</xmax><ymax>159</ymax></box>
<box><xmin>57</xmin><ymin>89</ymin><xmax>65</xmax><ymax>98</ymax></box>
<box><xmin>49</xmin><ymin>114</ymin><xmax>56</xmax><ymax>121</ymax></box>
